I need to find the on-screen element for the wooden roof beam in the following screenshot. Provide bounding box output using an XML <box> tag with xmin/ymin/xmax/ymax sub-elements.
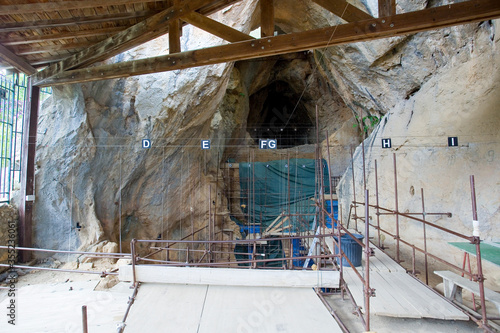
<box><xmin>14</xmin><ymin>42</ymin><xmax>98</xmax><ymax>56</ymax></box>
<box><xmin>0</xmin><ymin>43</ymin><xmax>36</xmax><ymax>75</ymax></box>
<box><xmin>0</xmin><ymin>11</ymin><xmax>159</xmax><ymax>33</ymax></box>
<box><xmin>312</xmin><ymin>0</ymin><xmax>372</xmax><ymax>22</ymax></box>
<box><xmin>36</xmin><ymin>0</ymin><xmax>500</xmax><ymax>87</ymax></box>
<box><xmin>181</xmin><ymin>12</ymin><xmax>254</xmax><ymax>43</ymax></box>
<box><xmin>32</xmin><ymin>0</ymin><xmax>230</xmax><ymax>85</ymax></box>
<box><xmin>0</xmin><ymin>27</ymin><xmax>125</xmax><ymax>46</ymax></box>
<box><xmin>0</xmin><ymin>0</ymin><xmax>161</xmax><ymax>15</ymax></box>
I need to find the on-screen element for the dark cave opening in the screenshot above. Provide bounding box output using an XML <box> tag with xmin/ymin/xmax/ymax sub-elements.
<box><xmin>247</xmin><ymin>81</ymin><xmax>314</xmax><ymax>148</ymax></box>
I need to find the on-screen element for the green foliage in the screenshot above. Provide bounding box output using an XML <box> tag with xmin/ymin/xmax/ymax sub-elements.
<box><xmin>353</xmin><ymin>114</ymin><xmax>381</xmax><ymax>134</ymax></box>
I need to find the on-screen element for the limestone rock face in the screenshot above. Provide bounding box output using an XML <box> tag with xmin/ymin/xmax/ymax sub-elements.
<box><xmin>34</xmin><ymin>1</ymin><xmax>259</xmax><ymax>254</ymax></box>
<box><xmin>32</xmin><ymin>0</ymin><xmax>499</xmax><ymax>276</ymax></box>
<box><xmin>338</xmin><ymin>20</ymin><xmax>500</xmax><ymax>287</ymax></box>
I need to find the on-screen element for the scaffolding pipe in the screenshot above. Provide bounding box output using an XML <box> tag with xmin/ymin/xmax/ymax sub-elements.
<box><xmin>470</xmin><ymin>175</ymin><xmax>488</xmax><ymax>328</ymax></box>
<box><xmin>393</xmin><ymin>153</ymin><xmax>400</xmax><ymax>263</ymax></box>
<box><xmin>363</xmin><ymin>189</ymin><xmax>370</xmax><ymax>331</ymax></box>
<box><xmin>421</xmin><ymin>188</ymin><xmax>429</xmax><ymax>285</ymax></box>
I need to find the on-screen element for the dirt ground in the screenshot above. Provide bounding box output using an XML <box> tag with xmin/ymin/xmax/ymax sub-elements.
<box><xmin>0</xmin><ymin>263</ymin><xmax>493</xmax><ymax>333</ymax></box>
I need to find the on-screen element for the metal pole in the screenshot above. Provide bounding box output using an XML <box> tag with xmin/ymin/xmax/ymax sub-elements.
<box><xmin>82</xmin><ymin>305</ymin><xmax>88</xmax><ymax>333</ymax></box>
<box><xmin>209</xmin><ymin>184</ymin><xmax>212</xmax><ymax>263</ymax></box>
<box><xmin>351</xmin><ymin>147</ymin><xmax>358</xmax><ymax>231</ymax></box>
<box><xmin>325</xmin><ymin>131</ymin><xmax>343</xmax><ymax>297</ymax></box>
<box><xmin>362</xmin><ymin>140</ymin><xmax>366</xmax><ymax>191</ymax></box>
<box><xmin>421</xmin><ymin>188</ymin><xmax>429</xmax><ymax>285</ymax></box>
<box><xmin>252</xmin><ymin>150</ymin><xmax>255</xmax><ymax>241</ymax></box>
<box><xmin>393</xmin><ymin>153</ymin><xmax>400</xmax><ymax>263</ymax></box>
<box><xmin>375</xmin><ymin>160</ymin><xmax>381</xmax><ymax>248</ymax></box>
<box><xmin>131</xmin><ymin>239</ymin><xmax>137</xmax><ymax>287</ymax></box>
<box><xmin>364</xmin><ymin>189</ymin><xmax>370</xmax><ymax>331</ymax></box>
<box><xmin>470</xmin><ymin>175</ymin><xmax>487</xmax><ymax>327</ymax></box>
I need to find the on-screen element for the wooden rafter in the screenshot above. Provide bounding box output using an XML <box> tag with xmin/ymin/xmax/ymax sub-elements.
<box><xmin>312</xmin><ymin>0</ymin><xmax>372</xmax><ymax>22</ymax></box>
<box><xmin>14</xmin><ymin>42</ymin><xmax>98</xmax><ymax>56</ymax></box>
<box><xmin>32</xmin><ymin>0</ymin><xmax>238</xmax><ymax>85</ymax></box>
<box><xmin>0</xmin><ymin>27</ymin><xmax>125</xmax><ymax>46</ymax></box>
<box><xmin>0</xmin><ymin>11</ymin><xmax>159</xmax><ymax>33</ymax></box>
<box><xmin>0</xmin><ymin>43</ymin><xmax>37</xmax><ymax>74</ymax></box>
<box><xmin>260</xmin><ymin>0</ymin><xmax>275</xmax><ymax>38</ymax></box>
<box><xmin>34</xmin><ymin>0</ymin><xmax>500</xmax><ymax>87</ymax></box>
<box><xmin>181</xmin><ymin>12</ymin><xmax>254</xmax><ymax>43</ymax></box>
<box><xmin>0</xmin><ymin>0</ymin><xmax>160</xmax><ymax>15</ymax></box>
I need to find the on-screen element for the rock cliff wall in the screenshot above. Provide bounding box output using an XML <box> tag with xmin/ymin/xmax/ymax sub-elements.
<box><xmin>338</xmin><ymin>19</ymin><xmax>500</xmax><ymax>287</ymax></box>
<box><xmin>32</xmin><ymin>0</ymin><xmax>499</xmax><ymax>276</ymax></box>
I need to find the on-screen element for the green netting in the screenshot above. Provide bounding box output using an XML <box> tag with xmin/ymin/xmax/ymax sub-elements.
<box><xmin>239</xmin><ymin>158</ymin><xmax>330</xmax><ymax>232</ymax></box>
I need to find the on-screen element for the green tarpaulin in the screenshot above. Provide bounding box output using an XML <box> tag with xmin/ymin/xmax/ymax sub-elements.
<box><xmin>238</xmin><ymin>158</ymin><xmax>330</xmax><ymax>233</ymax></box>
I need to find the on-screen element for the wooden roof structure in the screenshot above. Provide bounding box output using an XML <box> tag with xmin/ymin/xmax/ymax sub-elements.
<box><xmin>0</xmin><ymin>0</ymin><xmax>499</xmax><ymax>87</ymax></box>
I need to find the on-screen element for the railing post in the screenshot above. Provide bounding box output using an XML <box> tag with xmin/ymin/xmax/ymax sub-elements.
<box><xmin>393</xmin><ymin>153</ymin><xmax>400</xmax><ymax>263</ymax></box>
<box><xmin>364</xmin><ymin>189</ymin><xmax>371</xmax><ymax>331</ymax></box>
<box><xmin>131</xmin><ymin>239</ymin><xmax>137</xmax><ymax>287</ymax></box>
<box><xmin>470</xmin><ymin>175</ymin><xmax>487</xmax><ymax>327</ymax></box>
<box><xmin>82</xmin><ymin>305</ymin><xmax>88</xmax><ymax>333</ymax></box>
<box><xmin>421</xmin><ymin>188</ymin><xmax>429</xmax><ymax>285</ymax></box>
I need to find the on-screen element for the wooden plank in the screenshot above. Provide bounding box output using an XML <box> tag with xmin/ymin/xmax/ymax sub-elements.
<box><xmin>125</xmin><ymin>283</ymin><xmax>208</xmax><ymax>332</ymax></box>
<box><xmin>119</xmin><ymin>265</ymin><xmax>340</xmax><ymax>288</ymax></box>
<box><xmin>379</xmin><ymin>0</ymin><xmax>396</xmax><ymax>17</ymax></box>
<box><xmin>198</xmin><ymin>285</ymin><xmax>343</xmax><ymax>333</ymax></box>
<box><xmin>344</xmin><ymin>268</ymin><xmax>468</xmax><ymax>319</ymax></box>
<box><xmin>260</xmin><ymin>0</ymin><xmax>275</xmax><ymax>37</ymax></box>
<box><xmin>0</xmin><ymin>27</ymin><xmax>125</xmax><ymax>45</ymax></box>
<box><xmin>313</xmin><ymin>0</ymin><xmax>372</xmax><ymax>22</ymax></box>
<box><xmin>345</xmin><ymin>269</ymin><xmax>422</xmax><ymax>318</ymax></box>
<box><xmin>402</xmin><ymin>272</ymin><xmax>468</xmax><ymax>319</ymax></box>
<box><xmin>0</xmin><ymin>0</ymin><xmax>160</xmax><ymax>15</ymax></box>
<box><xmin>37</xmin><ymin>0</ymin><xmax>500</xmax><ymax>87</ymax></box>
<box><xmin>267</xmin><ymin>216</ymin><xmax>289</xmax><ymax>233</ymax></box>
<box><xmin>0</xmin><ymin>43</ymin><xmax>36</xmax><ymax>74</ymax></box>
<box><xmin>181</xmin><ymin>11</ymin><xmax>254</xmax><ymax>43</ymax></box>
<box><xmin>32</xmin><ymin>0</ymin><xmax>225</xmax><ymax>85</ymax></box>
<box><xmin>0</xmin><ymin>10</ymin><xmax>157</xmax><ymax>32</ymax></box>
<box><xmin>371</xmin><ymin>245</ymin><xmax>406</xmax><ymax>272</ymax></box>
<box><xmin>264</xmin><ymin>211</ymin><xmax>285</xmax><ymax>233</ymax></box>
<box><xmin>435</xmin><ymin>270</ymin><xmax>500</xmax><ymax>304</ymax></box>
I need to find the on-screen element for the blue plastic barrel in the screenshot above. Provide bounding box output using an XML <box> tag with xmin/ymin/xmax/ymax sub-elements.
<box><xmin>333</xmin><ymin>233</ymin><xmax>364</xmax><ymax>267</ymax></box>
<box><xmin>325</xmin><ymin>200</ymin><xmax>338</xmax><ymax>228</ymax></box>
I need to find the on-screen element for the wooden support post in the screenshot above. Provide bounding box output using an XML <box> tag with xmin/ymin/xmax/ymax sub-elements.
<box><xmin>19</xmin><ymin>80</ymin><xmax>40</xmax><ymax>263</ymax></box>
<box><xmin>260</xmin><ymin>0</ymin><xmax>274</xmax><ymax>38</ymax></box>
<box><xmin>168</xmin><ymin>20</ymin><xmax>181</xmax><ymax>53</ymax></box>
<box><xmin>379</xmin><ymin>0</ymin><xmax>396</xmax><ymax>17</ymax></box>
<box><xmin>169</xmin><ymin>0</ymin><xmax>182</xmax><ymax>55</ymax></box>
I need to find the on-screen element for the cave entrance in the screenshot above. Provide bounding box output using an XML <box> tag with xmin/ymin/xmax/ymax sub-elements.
<box><xmin>247</xmin><ymin>81</ymin><xmax>313</xmax><ymax>148</ymax></box>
